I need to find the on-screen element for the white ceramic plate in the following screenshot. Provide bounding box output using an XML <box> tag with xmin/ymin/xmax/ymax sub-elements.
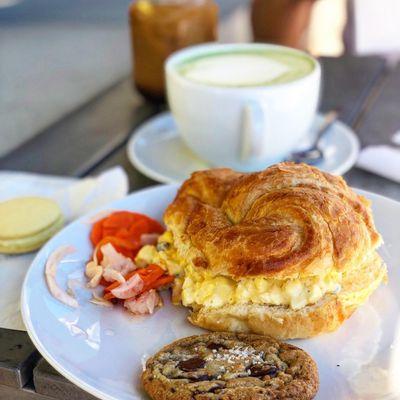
<box><xmin>127</xmin><ymin>112</ymin><xmax>360</xmax><ymax>184</ymax></box>
<box><xmin>22</xmin><ymin>185</ymin><xmax>400</xmax><ymax>400</ymax></box>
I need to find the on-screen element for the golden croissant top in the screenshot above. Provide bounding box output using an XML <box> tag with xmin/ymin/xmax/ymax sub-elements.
<box><xmin>164</xmin><ymin>162</ymin><xmax>382</xmax><ymax>280</ymax></box>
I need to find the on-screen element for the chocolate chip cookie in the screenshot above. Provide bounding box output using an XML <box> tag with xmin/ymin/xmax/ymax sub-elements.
<box><xmin>141</xmin><ymin>332</ymin><xmax>319</xmax><ymax>400</ymax></box>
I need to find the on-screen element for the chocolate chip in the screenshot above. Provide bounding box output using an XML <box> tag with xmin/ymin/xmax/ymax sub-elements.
<box><xmin>249</xmin><ymin>364</ymin><xmax>278</xmax><ymax>377</ymax></box>
<box><xmin>208</xmin><ymin>384</ymin><xmax>225</xmax><ymax>393</ymax></box>
<box><xmin>178</xmin><ymin>357</ymin><xmax>206</xmax><ymax>371</ymax></box>
<box><xmin>206</xmin><ymin>342</ymin><xmax>227</xmax><ymax>351</ymax></box>
<box><xmin>190</xmin><ymin>374</ymin><xmax>213</xmax><ymax>382</ymax></box>
<box><xmin>192</xmin><ymin>383</ymin><xmax>224</xmax><ymax>395</ymax></box>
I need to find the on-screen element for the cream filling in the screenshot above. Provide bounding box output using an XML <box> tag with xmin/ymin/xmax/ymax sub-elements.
<box><xmin>180</xmin><ymin>54</ymin><xmax>290</xmax><ymax>87</ymax></box>
<box><xmin>135</xmin><ymin>231</ymin><xmax>342</xmax><ymax>310</ymax></box>
<box><xmin>180</xmin><ymin>265</ymin><xmax>341</xmax><ymax>310</ymax></box>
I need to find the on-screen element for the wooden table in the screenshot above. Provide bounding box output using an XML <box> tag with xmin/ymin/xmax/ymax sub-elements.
<box><xmin>1</xmin><ymin>49</ymin><xmax>400</xmax><ymax>400</ymax></box>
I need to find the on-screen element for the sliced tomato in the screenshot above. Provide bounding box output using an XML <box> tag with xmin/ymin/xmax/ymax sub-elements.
<box><xmin>126</xmin><ymin>219</ymin><xmax>151</xmax><ymax>242</ymax></box>
<box><xmin>142</xmin><ymin>269</ymin><xmax>165</xmax><ymax>289</ymax></box>
<box><xmin>146</xmin><ymin>275</ymin><xmax>174</xmax><ymax>290</ymax></box>
<box><xmin>102</xmin><ymin>211</ymin><xmax>136</xmax><ymax>229</ymax></box>
<box><xmin>104</xmin><ymin>280</ymin><xmax>121</xmax><ymax>293</ymax></box>
<box><xmin>90</xmin><ymin>217</ymin><xmax>106</xmax><ymax>246</ymax></box>
<box><xmin>101</xmin><ymin>226</ymin><xmax>118</xmax><ymax>238</ymax></box>
<box><xmin>104</xmin><ymin>292</ymin><xmax>116</xmax><ymax>300</ymax></box>
<box><xmin>146</xmin><ymin>218</ymin><xmax>165</xmax><ymax>234</ymax></box>
<box><xmin>99</xmin><ymin>277</ymin><xmax>109</xmax><ymax>287</ymax></box>
<box><xmin>103</xmin><ymin>264</ymin><xmax>169</xmax><ymax>298</ymax></box>
<box><xmin>91</xmin><ymin>211</ymin><xmax>164</xmax><ymax>248</ymax></box>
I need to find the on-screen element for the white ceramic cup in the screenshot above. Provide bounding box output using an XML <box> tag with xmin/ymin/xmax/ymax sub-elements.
<box><xmin>165</xmin><ymin>43</ymin><xmax>321</xmax><ymax>171</ymax></box>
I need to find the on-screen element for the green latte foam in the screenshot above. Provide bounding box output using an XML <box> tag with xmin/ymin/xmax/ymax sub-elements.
<box><xmin>178</xmin><ymin>49</ymin><xmax>315</xmax><ymax>87</ymax></box>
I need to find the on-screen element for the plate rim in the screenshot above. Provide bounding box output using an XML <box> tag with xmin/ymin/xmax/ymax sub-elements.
<box><xmin>126</xmin><ymin>112</ymin><xmax>360</xmax><ymax>184</ymax></box>
<box><xmin>21</xmin><ymin>184</ymin><xmax>398</xmax><ymax>400</ymax></box>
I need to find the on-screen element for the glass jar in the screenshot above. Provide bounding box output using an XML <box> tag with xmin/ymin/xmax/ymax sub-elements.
<box><xmin>129</xmin><ymin>0</ymin><xmax>218</xmax><ymax>102</ymax></box>
<box><xmin>251</xmin><ymin>0</ymin><xmax>316</xmax><ymax>49</ymax></box>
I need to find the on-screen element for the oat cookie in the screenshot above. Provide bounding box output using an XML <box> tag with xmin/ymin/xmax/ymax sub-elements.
<box><xmin>141</xmin><ymin>332</ymin><xmax>319</xmax><ymax>400</ymax></box>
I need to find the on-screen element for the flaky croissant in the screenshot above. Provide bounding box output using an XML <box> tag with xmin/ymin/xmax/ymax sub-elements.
<box><xmin>163</xmin><ymin>162</ymin><xmax>386</xmax><ymax>338</ymax></box>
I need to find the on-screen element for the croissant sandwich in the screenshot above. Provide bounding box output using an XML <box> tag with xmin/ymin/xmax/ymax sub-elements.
<box><xmin>136</xmin><ymin>162</ymin><xmax>387</xmax><ymax>339</ymax></box>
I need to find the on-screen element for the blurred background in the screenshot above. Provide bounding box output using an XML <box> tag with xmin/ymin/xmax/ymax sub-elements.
<box><xmin>1</xmin><ymin>0</ymin><xmax>400</xmax><ymax>157</ymax></box>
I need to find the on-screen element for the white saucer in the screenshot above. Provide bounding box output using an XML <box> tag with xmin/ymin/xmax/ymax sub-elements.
<box><xmin>127</xmin><ymin>112</ymin><xmax>360</xmax><ymax>184</ymax></box>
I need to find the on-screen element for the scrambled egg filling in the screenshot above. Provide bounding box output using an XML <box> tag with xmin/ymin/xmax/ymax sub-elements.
<box><xmin>135</xmin><ymin>231</ymin><xmax>342</xmax><ymax>310</ymax></box>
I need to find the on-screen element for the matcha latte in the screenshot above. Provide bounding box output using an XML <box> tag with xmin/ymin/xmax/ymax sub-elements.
<box><xmin>166</xmin><ymin>43</ymin><xmax>320</xmax><ymax>171</ymax></box>
<box><xmin>177</xmin><ymin>50</ymin><xmax>315</xmax><ymax>87</ymax></box>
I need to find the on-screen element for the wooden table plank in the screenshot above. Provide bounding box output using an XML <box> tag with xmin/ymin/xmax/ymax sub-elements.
<box><xmin>343</xmin><ymin>63</ymin><xmax>400</xmax><ymax>201</ymax></box>
<box><xmin>86</xmin><ymin>143</ymin><xmax>158</xmax><ymax>191</ymax></box>
<box><xmin>0</xmin><ymin>383</ymin><xmax>56</xmax><ymax>400</ymax></box>
<box><xmin>352</xmin><ymin>64</ymin><xmax>399</xmax><ymax>147</ymax></box>
<box><xmin>344</xmin><ymin>168</ymin><xmax>400</xmax><ymax>201</ymax></box>
<box><xmin>0</xmin><ymin>329</ymin><xmax>41</xmax><ymax>388</ymax></box>
<box><xmin>0</xmin><ymin>79</ymin><xmax>160</xmax><ymax>177</ymax></box>
<box><xmin>319</xmin><ymin>55</ymin><xmax>386</xmax><ymax>125</ymax></box>
<box><xmin>33</xmin><ymin>360</ymin><xmax>97</xmax><ymax>400</ymax></box>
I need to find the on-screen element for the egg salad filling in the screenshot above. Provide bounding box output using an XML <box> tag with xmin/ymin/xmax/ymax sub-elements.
<box><xmin>135</xmin><ymin>231</ymin><xmax>342</xmax><ymax>311</ymax></box>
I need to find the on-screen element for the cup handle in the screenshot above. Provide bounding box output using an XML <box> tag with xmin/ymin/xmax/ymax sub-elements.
<box><xmin>239</xmin><ymin>101</ymin><xmax>266</xmax><ymax>162</ymax></box>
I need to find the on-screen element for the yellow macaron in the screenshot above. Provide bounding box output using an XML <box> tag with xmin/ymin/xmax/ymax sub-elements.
<box><xmin>0</xmin><ymin>197</ymin><xmax>64</xmax><ymax>254</ymax></box>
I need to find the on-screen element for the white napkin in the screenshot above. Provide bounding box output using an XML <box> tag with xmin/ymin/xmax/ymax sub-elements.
<box><xmin>356</xmin><ymin>145</ymin><xmax>400</xmax><ymax>183</ymax></box>
<box><xmin>0</xmin><ymin>167</ymin><xmax>129</xmax><ymax>331</ymax></box>
<box><xmin>352</xmin><ymin>0</ymin><xmax>400</xmax><ymax>56</ymax></box>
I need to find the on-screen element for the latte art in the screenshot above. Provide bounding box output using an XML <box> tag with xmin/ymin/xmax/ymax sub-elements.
<box><xmin>166</xmin><ymin>43</ymin><xmax>321</xmax><ymax>170</ymax></box>
<box><xmin>178</xmin><ymin>50</ymin><xmax>315</xmax><ymax>87</ymax></box>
